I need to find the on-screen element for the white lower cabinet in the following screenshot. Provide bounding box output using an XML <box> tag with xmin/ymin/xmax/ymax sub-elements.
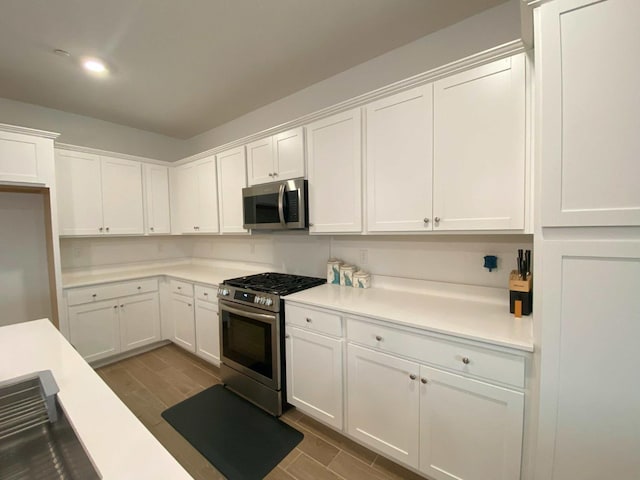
<box><xmin>419</xmin><ymin>366</ymin><xmax>524</xmax><ymax>480</ymax></box>
<box><xmin>195</xmin><ymin>296</ymin><xmax>220</xmax><ymax>364</ymax></box>
<box><xmin>347</xmin><ymin>343</ymin><xmax>420</xmax><ymax>468</ymax></box>
<box><xmin>68</xmin><ymin>299</ymin><xmax>120</xmax><ymax>363</ymax></box>
<box><xmin>169</xmin><ymin>293</ymin><xmax>196</xmax><ymax>353</ymax></box>
<box><xmin>67</xmin><ymin>282</ymin><xmax>161</xmax><ymax>363</ymax></box>
<box><xmin>285</xmin><ymin>326</ymin><xmax>343</xmax><ymax>429</ymax></box>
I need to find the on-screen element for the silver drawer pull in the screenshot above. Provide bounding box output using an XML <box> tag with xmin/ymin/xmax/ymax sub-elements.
<box><xmin>177</xmin><ymin>286</ymin><xmax>182</xmax><ymax>290</ymax></box>
<box><xmin>204</xmin><ymin>292</ymin><xmax>208</xmax><ymax>296</ymax></box>
<box><xmin>375</xmin><ymin>335</ymin><xmax>382</xmax><ymax>341</ymax></box>
<box><xmin>137</xmin><ymin>286</ymin><xmax>141</xmax><ymax>290</ymax></box>
<box><xmin>421</xmin><ymin>378</ymin><xmax>428</xmax><ymax>384</ymax></box>
<box><xmin>92</xmin><ymin>294</ymin><xmax>97</xmax><ymax>298</ymax></box>
<box><xmin>306</xmin><ymin>318</ymin><xmax>312</xmax><ymax>323</ymax></box>
<box><xmin>285</xmin><ymin>334</ymin><xmax>290</xmax><ymax>339</ymax></box>
<box><xmin>462</xmin><ymin>357</ymin><xmax>470</xmax><ymax>365</ymax></box>
<box><xmin>409</xmin><ymin>374</ymin><xmax>417</xmax><ymax>380</ymax></box>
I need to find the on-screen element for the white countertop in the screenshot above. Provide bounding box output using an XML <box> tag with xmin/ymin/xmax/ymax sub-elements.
<box><xmin>0</xmin><ymin>319</ymin><xmax>193</xmax><ymax>479</ymax></box>
<box><xmin>285</xmin><ymin>284</ymin><xmax>533</xmax><ymax>352</ymax></box>
<box><xmin>62</xmin><ymin>262</ymin><xmax>266</xmax><ymax>289</ymax></box>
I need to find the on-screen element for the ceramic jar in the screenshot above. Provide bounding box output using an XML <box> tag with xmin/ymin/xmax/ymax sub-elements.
<box><xmin>339</xmin><ymin>264</ymin><xmax>357</xmax><ymax>287</ymax></box>
<box><xmin>327</xmin><ymin>258</ymin><xmax>343</xmax><ymax>285</ymax></box>
<box><xmin>353</xmin><ymin>270</ymin><xmax>371</xmax><ymax>288</ymax></box>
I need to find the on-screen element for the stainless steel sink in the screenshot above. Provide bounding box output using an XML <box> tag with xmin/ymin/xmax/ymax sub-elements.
<box><xmin>0</xmin><ymin>372</ymin><xmax>101</xmax><ymax>480</ymax></box>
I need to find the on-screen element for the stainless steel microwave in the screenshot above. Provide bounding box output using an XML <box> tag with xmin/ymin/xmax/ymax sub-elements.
<box><xmin>242</xmin><ymin>178</ymin><xmax>308</xmax><ymax>230</ymax></box>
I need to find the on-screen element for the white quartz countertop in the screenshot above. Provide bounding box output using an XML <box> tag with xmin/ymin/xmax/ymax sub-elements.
<box><xmin>0</xmin><ymin>319</ymin><xmax>192</xmax><ymax>479</ymax></box>
<box><xmin>284</xmin><ymin>284</ymin><xmax>534</xmax><ymax>352</ymax></box>
<box><xmin>62</xmin><ymin>263</ymin><xmax>264</xmax><ymax>288</ymax></box>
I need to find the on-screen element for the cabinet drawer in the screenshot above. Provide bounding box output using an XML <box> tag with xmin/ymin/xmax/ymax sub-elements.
<box><xmin>169</xmin><ymin>278</ymin><xmax>194</xmax><ymax>297</ymax></box>
<box><xmin>67</xmin><ymin>278</ymin><xmax>158</xmax><ymax>306</ymax></box>
<box><xmin>346</xmin><ymin>317</ymin><xmax>524</xmax><ymax>387</ymax></box>
<box><xmin>286</xmin><ymin>303</ymin><xmax>342</xmax><ymax>337</ymax></box>
<box><xmin>194</xmin><ymin>284</ymin><xmax>217</xmax><ymax>303</ymax></box>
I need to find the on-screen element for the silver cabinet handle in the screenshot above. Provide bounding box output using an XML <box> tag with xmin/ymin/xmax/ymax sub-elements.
<box><xmin>92</xmin><ymin>293</ymin><xmax>97</xmax><ymax>298</ymax></box>
<box><xmin>150</xmin><ymin>227</ymin><xmax>154</xmax><ymax>232</ymax></box>
<box><xmin>204</xmin><ymin>292</ymin><xmax>208</xmax><ymax>296</ymax></box>
<box><xmin>137</xmin><ymin>286</ymin><xmax>142</xmax><ymax>290</ymax></box>
<box><xmin>306</xmin><ymin>318</ymin><xmax>312</xmax><ymax>323</ymax></box>
<box><xmin>375</xmin><ymin>335</ymin><xmax>383</xmax><ymax>341</ymax></box>
<box><xmin>423</xmin><ymin>218</ymin><xmax>429</xmax><ymax>224</ymax></box>
<box><xmin>285</xmin><ymin>334</ymin><xmax>290</xmax><ymax>339</ymax></box>
<box><xmin>462</xmin><ymin>357</ymin><xmax>470</xmax><ymax>365</ymax></box>
<box><xmin>409</xmin><ymin>374</ymin><xmax>417</xmax><ymax>380</ymax></box>
<box><xmin>187</xmin><ymin>303</ymin><xmax>192</xmax><ymax>307</ymax></box>
<box><xmin>177</xmin><ymin>286</ymin><xmax>182</xmax><ymax>290</ymax></box>
<box><xmin>421</xmin><ymin>378</ymin><xmax>428</xmax><ymax>384</ymax></box>
<box><xmin>268</xmin><ymin>173</ymin><xmax>274</xmax><ymax>177</ymax></box>
<box><xmin>120</xmin><ymin>304</ymin><xmax>124</xmax><ymax>308</ymax></box>
<box><xmin>434</xmin><ymin>217</ymin><xmax>441</xmax><ymax>225</ymax></box>
<box><xmin>273</xmin><ymin>172</ymin><xmax>278</xmax><ymax>177</ymax></box>
<box><xmin>309</xmin><ymin>223</ymin><xmax>314</xmax><ymax>227</ymax></box>
<box><xmin>113</xmin><ymin>305</ymin><xmax>118</xmax><ymax>309</ymax></box>
<box><xmin>106</xmin><ymin>227</ymin><xmax>110</xmax><ymax>232</ymax></box>
<box><xmin>99</xmin><ymin>227</ymin><xmax>103</xmax><ymax>232</ymax></box>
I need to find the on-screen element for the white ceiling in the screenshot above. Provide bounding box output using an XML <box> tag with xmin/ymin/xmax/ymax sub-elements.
<box><xmin>0</xmin><ymin>0</ymin><xmax>507</xmax><ymax>139</ymax></box>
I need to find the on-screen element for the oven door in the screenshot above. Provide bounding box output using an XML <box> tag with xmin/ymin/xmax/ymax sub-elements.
<box><xmin>219</xmin><ymin>300</ymin><xmax>281</xmax><ymax>390</ymax></box>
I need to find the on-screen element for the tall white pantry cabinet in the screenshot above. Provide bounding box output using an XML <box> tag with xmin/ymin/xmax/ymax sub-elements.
<box><xmin>534</xmin><ymin>1</ymin><xmax>640</xmax><ymax>479</ymax></box>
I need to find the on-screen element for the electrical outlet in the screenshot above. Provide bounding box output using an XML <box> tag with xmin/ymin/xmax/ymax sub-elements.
<box><xmin>359</xmin><ymin>249</ymin><xmax>368</xmax><ymax>265</ymax></box>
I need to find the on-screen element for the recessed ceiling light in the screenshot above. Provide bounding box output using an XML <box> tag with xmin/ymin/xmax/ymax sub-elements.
<box><xmin>82</xmin><ymin>58</ymin><xmax>108</xmax><ymax>74</ymax></box>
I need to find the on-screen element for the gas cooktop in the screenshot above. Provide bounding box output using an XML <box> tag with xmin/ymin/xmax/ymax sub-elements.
<box><xmin>223</xmin><ymin>272</ymin><xmax>326</xmax><ymax>296</ymax></box>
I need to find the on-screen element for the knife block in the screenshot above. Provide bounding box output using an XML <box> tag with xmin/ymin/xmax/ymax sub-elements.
<box><xmin>509</xmin><ymin>271</ymin><xmax>532</xmax><ymax>316</ymax></box>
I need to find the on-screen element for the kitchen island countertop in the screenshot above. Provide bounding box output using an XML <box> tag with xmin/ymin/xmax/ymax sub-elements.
<box><xmin>0</xmin><ymin>319</ymin><xmax>193</xmax><ymax>479</ymax></box>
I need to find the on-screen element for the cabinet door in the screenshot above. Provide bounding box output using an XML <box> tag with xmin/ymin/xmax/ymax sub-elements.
<box><xmin>246</xmin><ymin>137</ymin><xmax>274</xmax><ymax>185</ymax></box>
<box><xmin>433</xmin><ymin>55</ymin><xmax>526</xmax><ymax>231</ymax></box>
<box><xmin>306</xmin><ymin>109</ymin><xmax>362</xmax><ymax>233</ymax></box>
<box><xmin>535</xmin><ymin>240</ymin><xmax>640</xmax><ymax>480</ymax></box>
<box><xmin>171</xmin><ymin>163</ymin><xmax>198</xmax><ymax>233</ymax></box>
<box><xmin>143</xmin><ymin>164</ymin><xmax>171</xmax><ymax>234</ymax></box>
<box><xmin>419</xmin><ymin>366</ymin><xmax>523</xmax><ymax>480</ymax></box>
<box><xmin>0</xmin><ymin>130</ymin><xmax>48</xmax><ymax>184</ymax></box>
<box><xmin>101</xmin><ymin>156</ymin><xmax>144</xmax><ymax>234</ymax></box>
<box><xmin>195</xmin><ymin>299</ymin><xmax>220</xmax><ymax>365</ymax></box>
<box><xmin>56</xmin><ymin>150</ymin><xmax>104</xmax><ymax>235</ymax></box>
<box><xmin>217</xmin><ymin>146</ymin><xmax>248</xmax><ymax>234</ymax></box>
<box><xmin>366</xmin><ymin>85</ymin><xmax>434</xmax><ymax>232</ymax></box>
<box><xmin>119</xmin><ymin>292</ymin><xmax>161</xmax><ymax>352</ymax></box>
<box><xmin>286</xmin><ymin>327</ymin><xmax>343</xmax><ymax>429</ymax></box>
<box><xmin>347</xmin><ymin>344</ymin><xmax>420</xmax><ymax>468</ymax></box>
<box><xmin>68</xmin><ymin>299</ymin><xmax>120</xmax><ymax>362</ymax></box>
<box><xmin>194</xmin><ymin>156</ymin><xmax>219</xmax><ymax>233</ymax></box>
<box><xmin>538</xmin><ymin>0</ymin><xmax>640</xmax><ymax>226</ymax></box>
<box><xmin>273</xmin><ymin>127</ymin><xmax>305</xmax><ymax>181</ymax></box>
<box><xmin>169</xmin><ymin>293</ymin><xmax>195</xmax><ymax>352</ymax></box>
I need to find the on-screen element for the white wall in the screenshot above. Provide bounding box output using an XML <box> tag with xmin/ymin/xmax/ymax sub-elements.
<box><xmin>331</xmin><ymin>235</ymin><xmax>532</xmax><ymax>289</ymax></box>
<box><xmin>60</xmin><ymin>236</ymin><xmax>191</xmax><ymax>270</ymax></box>
<box><xmin>185</xmin><ymin>0</ymin><xmax>521</xmax><ymax>155</ymax></box>
<box><xmin>0</xmin><ymin>97</ymin><xmax>186</xmax><ymax>161</ymax></box>
<box><xmin>0</xmin><ymin>192</ymin><xmax>51</xmax><ymax>325</ymax></box>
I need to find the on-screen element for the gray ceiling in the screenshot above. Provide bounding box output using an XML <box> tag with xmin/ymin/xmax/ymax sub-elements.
<box><xmin>0</xmin><ymin>0</ymin><xmax>507</xmax><ymax>139</ymax></box>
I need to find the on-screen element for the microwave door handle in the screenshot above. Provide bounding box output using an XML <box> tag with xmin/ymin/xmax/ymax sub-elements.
<box><xmin>277</xmin><ymin>183</ymin><xmax>286</xmax><ymax>227</ymax></box>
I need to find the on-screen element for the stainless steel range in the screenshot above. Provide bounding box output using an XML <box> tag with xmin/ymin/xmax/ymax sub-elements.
<box><xmin>217</xmin><ymin>272</ymin><xmax>326</xmax><ymax>416</ymax></box>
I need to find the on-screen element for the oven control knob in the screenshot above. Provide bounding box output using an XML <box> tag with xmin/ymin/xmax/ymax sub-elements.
<box><xmin>219</xmin><ymin>288</ymin><xmax>229</xmax><ymax>296</ymax></box>
<box><xmin>265</xmin><ymin>298</ymin><xmax>273</xmax><ymax>306</ymax></box>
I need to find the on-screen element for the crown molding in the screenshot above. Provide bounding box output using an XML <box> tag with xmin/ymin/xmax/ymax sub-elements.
<box><xmin>0</xmin><ymin>122</ymin><xmax>60</xmax><ymax>139</ymax></box>
<box><xmin>55</xmin><ymin>142</ymin><xmax>172</xmax><ymax>165</ymax></box>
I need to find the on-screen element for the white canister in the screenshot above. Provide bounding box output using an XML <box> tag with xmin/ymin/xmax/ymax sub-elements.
<box><xmin>340</xmin><ymin>264</ymin><xmax>357</xmax><ymax>287</ymax></box>
<box><xmin>353</xmin><ymin>270</ymin><xmax>371</xmax><ymax>289</ymax></box>
<box><xmin>327</xmin><ymin>258</ymin><xmax>343</xmax><ymax>285</ymax></box>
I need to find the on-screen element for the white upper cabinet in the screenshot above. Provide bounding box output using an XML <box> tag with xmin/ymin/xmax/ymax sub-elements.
<box><xmin>306</xmin><ymin>108</ymin><xmax>362</xmax><ymax>233</ymax></box>
<box><xmin>538</xmin><ymin>0</ymin><xmax>640</xmax><ymax>226</ymax></box>
<box><xmin>57</xmin><ymin>150</ymin><xmax>104</xmax><ymax>236</ymax></box>
<box><xmin>143</xmin><ymin>164</ymin><xmax>171</xmax><ymax>234</ymax></box>
<box><xmin>56</xmin><ymin>151</ymin><xmax>144</xmax><ymax>236</ymax></box>
<box><xmin>171</xmin><ymin>155</ymin><xmax>219</xmax><ymax>234</ymax></box>
<box><xmin>100</xmin><ymin>156</ymin><xmax>144</xmax><ymax>235</ymax></box>
<box><xmin>433</xmin><ymin>54</ymin><xmax>526</xmax><ymax>231</ymax></box>
<box><xmin>0</xmin><ymin>127</ymin><xmax>56</xmax><ymax>185</ymax></box>
<box><xmin>247</xmin><ymin>127</ymin><xmax>304</xmax><ymax>185</ymax></box>
<box><xmin>366</xmin><ymin>85</ymin><xmax>434</xmax><ymax>232</ymax></box>
<box><xmin>216</xmin><ymin>146</ymin><xmax>248</xmax><ymax>234</ymax></box>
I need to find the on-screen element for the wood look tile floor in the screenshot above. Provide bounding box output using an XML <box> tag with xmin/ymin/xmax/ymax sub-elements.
<box><xmin>96</xmin><ymin>344</ymin><xmax>427</xmax><ymax>480</ymax></box>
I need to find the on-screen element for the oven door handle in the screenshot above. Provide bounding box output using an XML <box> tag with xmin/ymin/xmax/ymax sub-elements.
<box><xmin>220</xmin><ymin>303</ymin><xmax>277</xmax><ymax>323</ymax></box>
<box><xmin>277</xmin><ymin>182</ymin><xmax>286</xmax><ymax>227</ymax></box>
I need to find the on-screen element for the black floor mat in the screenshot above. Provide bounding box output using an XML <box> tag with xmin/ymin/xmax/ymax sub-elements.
<box><xmin>161</xmin><ymin>385</ymin><xmax>303</xmax><ymax>480</ymax></box>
